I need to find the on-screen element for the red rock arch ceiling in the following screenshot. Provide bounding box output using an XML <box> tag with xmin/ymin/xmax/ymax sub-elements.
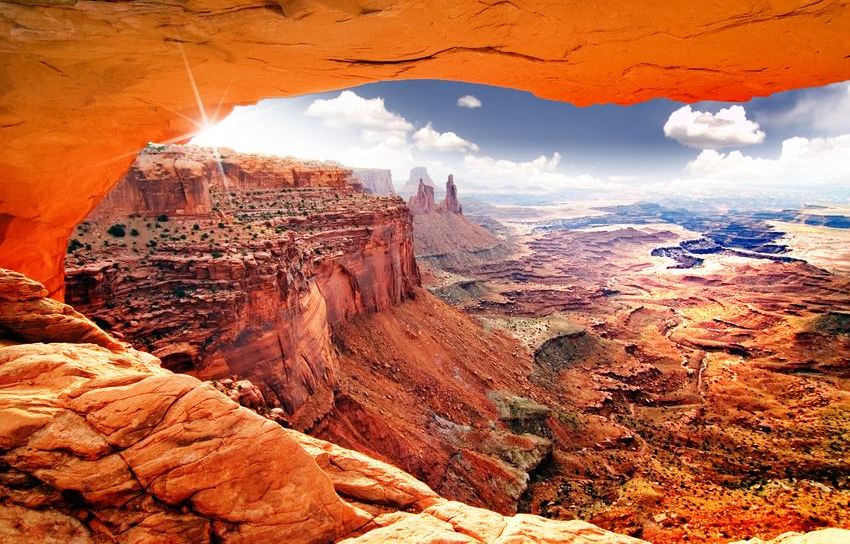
<box><xmin>2</xmin><ymin>0</ymin><xmax>850</xmax><ymax>297</ymax></box>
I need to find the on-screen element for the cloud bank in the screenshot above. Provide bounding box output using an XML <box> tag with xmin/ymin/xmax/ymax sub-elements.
<box><xmin>664</xmin><ymin>105</ymin><xmax>765</xmax><ymax>149</ymax></box>
<box><xmin>305</xmin><ymin>90</ymin><xmax>412</xmax><ymax>142</ymax></box>
<box><xmin>413</xmin><ymin>123</ymin><xmax>479</xmax><ymax>152</ymax></box>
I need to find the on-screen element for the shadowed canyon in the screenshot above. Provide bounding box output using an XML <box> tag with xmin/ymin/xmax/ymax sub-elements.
<box><xmin>2</xmin><ymin>1</ymin><xmax>850</xmax><ymax>543</ymax></box>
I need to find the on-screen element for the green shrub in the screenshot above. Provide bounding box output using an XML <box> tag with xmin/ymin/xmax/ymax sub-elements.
<box><xmin>211</xmin><ymin>250</ymin><xmax>223</xmax><ymax>259</ymax></box>
<box><xmin>156</xmin><ymin>214</ymin><xmax>169</xmax><ymax>222</ymax></box>
<box><xmin>107</xmin><ymin>224</ymin><xmax>126</xmax><ymax>237</ymax></box>
<box><xmin>130</xmin><ymin>228</ymin><xmax>140</xmax><ymax>237</ymax></box>
<box><xmin>67</xmin><ymin>238</ymin><xmax>84</xmax><ymax>253</ymax></box>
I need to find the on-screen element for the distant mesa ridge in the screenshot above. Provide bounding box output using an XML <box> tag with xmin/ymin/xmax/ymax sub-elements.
<box><xmin>400</xmin><ymin>166</ymin><xmax>436</xmax><ymax>196</ymax></box>
<box><xmin>350</xmin><ymin>168</ymin><xmax>395</xmax><ymax>195</ymax></box>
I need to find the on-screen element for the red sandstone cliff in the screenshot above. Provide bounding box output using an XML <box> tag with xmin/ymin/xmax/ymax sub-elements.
<box><xmin>0</xmin><ymin>267</ymin><xmax>652</xmax><ymax>544</ymax></box>
<box><xmin>65</xmin><ymin>144</ymin><xmax>419</xmax><ymax>429</ymax></box>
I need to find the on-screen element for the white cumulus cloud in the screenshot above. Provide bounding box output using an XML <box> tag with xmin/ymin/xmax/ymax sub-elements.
<box><xmin>457</xmin><ymin>94</ymin><xmax>483</xmax><ymax>109</ymax></box>
<box><xmin>305</xmin><ymin>90</ymin><xmax>413</xmax><ymax>142</ymax></box>
<box><xmin>413</xmin><ymin>123</ymin><xmax>479</xmax><ymax>152</ymax></box>
<box><xmin>684</xmin><ymin>134</ymin><xmax>850</xmax><ymax>187</ymax></box>
<box><xmin>664</xmin><ymin>105</ymin><xmax>765</xmax><ymax>149</ymax></box>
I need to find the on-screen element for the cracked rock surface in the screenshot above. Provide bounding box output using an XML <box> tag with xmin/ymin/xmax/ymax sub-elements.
<box><xmin>0</xmin><ymin>267</ymin><xmax>651</xmax><ymax>543</ymax></box>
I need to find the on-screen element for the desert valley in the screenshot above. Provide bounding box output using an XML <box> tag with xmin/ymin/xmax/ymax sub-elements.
<box><xmin>26</xmin><ymin>140</ymin><xmax>842</xmax><ymax>543</ymax></box>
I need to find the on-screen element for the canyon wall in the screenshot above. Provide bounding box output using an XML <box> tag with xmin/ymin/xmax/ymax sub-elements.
<box><xmin>63</xmin><ymin>147</ymin><xmax>551</xmax><ymax>515</ymax></box>
<box><xmin>0</xmin><ymin>266</ymin><xmax>653</xmax><ymax>544</ymax></box>
<box><xmin>65</xmin><ymin>145</ymin><xmax>419</xmax><ymax>429</ymax></box>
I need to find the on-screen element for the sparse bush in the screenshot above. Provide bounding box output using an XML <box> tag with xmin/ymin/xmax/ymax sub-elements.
<box><xmin>67</xmin><ymin>238</ymin><xmax>84</xmax><ymax>253</ymax></box>
<box><xmin>211</xmin><ymin>250</ymin><xmax>223</xmax><ymax>259</ymax></box>
<box><xmin>192</xmin><ymin>224</ymin><xmax>200</xmax><ymax>231</ymax></box>
<box><xmin>130</xmin><ymin>228</ymin><xmax>140</xmax><ymax>237</ymax></box>
<box><xmin>156</xmin><ymin>214</ymin><xmax>169</xmax><ymax>222</ymax></box>
<box><xmin>107</xmin><ymin>224</ymin><xmax>126</xmax><ymax>237</ymax></box>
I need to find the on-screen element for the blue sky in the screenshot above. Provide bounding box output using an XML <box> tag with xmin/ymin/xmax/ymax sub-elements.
<box><xmin>192</xmin><ymin>79</ymin><xmax>850</xmax><ymax>204</ymax></box>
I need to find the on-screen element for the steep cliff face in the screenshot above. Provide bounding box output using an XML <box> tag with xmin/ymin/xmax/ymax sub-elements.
<box><xmin>64</xmin><ymin>147</ymin><xmax>557</xmax><ymax>514</ymax></box>
<box><xmin>352</xmin><ymin>168</ymin><xmax>396</xmax><ymax>195</ymax></box>
<box><xmin>0</xmin><ymin>267</ymin><xmax>654</xmax><ymax>544</ymax></box>
<box><xmin>64</xmin><ymin>144</ymin><xmax>419</xmax><ymax>429</ymax></box>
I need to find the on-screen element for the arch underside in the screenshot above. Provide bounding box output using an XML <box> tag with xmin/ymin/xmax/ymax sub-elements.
<box><xmin>2</xmin><ymin>0</ymin><xmax>850</xmax><ymax>296</ymax></box>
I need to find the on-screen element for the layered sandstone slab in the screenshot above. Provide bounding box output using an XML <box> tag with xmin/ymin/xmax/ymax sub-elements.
<box><xmin>0</xmin><ymin>266</ymin><xmax>648</xmax><ymax>544</ymax></box>
<box><xmin>4</xmin><ymin>0</ymin><xmax>849</xmax><ymax>295</ymax></box>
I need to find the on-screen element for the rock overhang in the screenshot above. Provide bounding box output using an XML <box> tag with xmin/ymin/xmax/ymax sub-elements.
<box><xmin>1</xmin><ymin>0</ymin><xmax>850</xmax><ymax>296</ymax></box>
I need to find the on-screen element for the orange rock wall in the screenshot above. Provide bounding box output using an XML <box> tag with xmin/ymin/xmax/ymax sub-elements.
<box><xmin>2</xmin><ymin>0</ymin><xmax>850</xmax><ymax>297</ymax></box>
<box><xmin>64</xmin><ymin>146</ymin><xmax>419</xmax><ymax>429</ymax></box>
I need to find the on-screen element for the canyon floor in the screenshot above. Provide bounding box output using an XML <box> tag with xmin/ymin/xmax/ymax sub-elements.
<box><xmin>426</xmin><ymin>201</ymin><xmax>850</xmax><ymax>543</ymax></box>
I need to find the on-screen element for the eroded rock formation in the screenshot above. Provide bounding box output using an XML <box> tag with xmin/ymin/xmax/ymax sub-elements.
<box><xmin>407</xmin><ymin>179</ymin><xmax>437</xmax><ymax>214</ymax></box>
<box><xmin>408</xmin><ymin>174</ymin><xmax>465</xmax><ymax>216</ymax></box>
<box><xmin>400</xmin><ymin>167</ymin><xmax>436</xmax><ymax>196</ymax></box>
<box><xmin>445</xmin><ymin>174</ymin><xmax>462</xmax><ymax>214</ymax></box>
<box><xmin>408</xmin><ymin>175</ymin><xmax>510</xmax><ymax>270</ymax></box>
<box><xmin>62</xmin><ymin>146</ymin><xmax>558</xmax><ymax>513</ymax></box>
<box><xmin>0</xmin><ymin>266</ymin><xmax>652</xmax><ymax>544</ymax></box>
<box><xmin>64</xmin><ymin>144</ymin><xmax>419</xmax><ymax>429</ymax></box>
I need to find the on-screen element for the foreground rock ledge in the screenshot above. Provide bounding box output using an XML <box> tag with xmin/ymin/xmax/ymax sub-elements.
<box><xmin>0</xmin><ymin>267</ymin><xmax>647</xmax><ymax>543</ymax></box>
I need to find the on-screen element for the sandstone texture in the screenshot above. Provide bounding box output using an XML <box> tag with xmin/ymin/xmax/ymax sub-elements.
<box><xmin>0</xmin><ymin>266</ymin><xmax>648</xmax><ymax>544</ymax></box>
<box><xmin>407</xmin><ymin>179</ymin><xmax>437</xmax><ymax>215</ymax></box>
<box><xmin>64</xmin><ymin>144</ymin><xmax>418</xmax><ymax>429</ymax></box>
<box><xmin>2</xmin><ymin>1</ymin><xmax>850</xmax><ymax>296</ymax></box>
<box><xmin>63</xmin><ymin>146</ymin><xmax>560</xmax><ymax>513</ymax></box>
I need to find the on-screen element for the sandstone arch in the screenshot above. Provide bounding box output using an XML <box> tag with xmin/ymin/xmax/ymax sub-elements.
<box><xmin>2</xmin><ymin>0</ymin><xmax>850</xmax><ymax>297</ymax></box>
